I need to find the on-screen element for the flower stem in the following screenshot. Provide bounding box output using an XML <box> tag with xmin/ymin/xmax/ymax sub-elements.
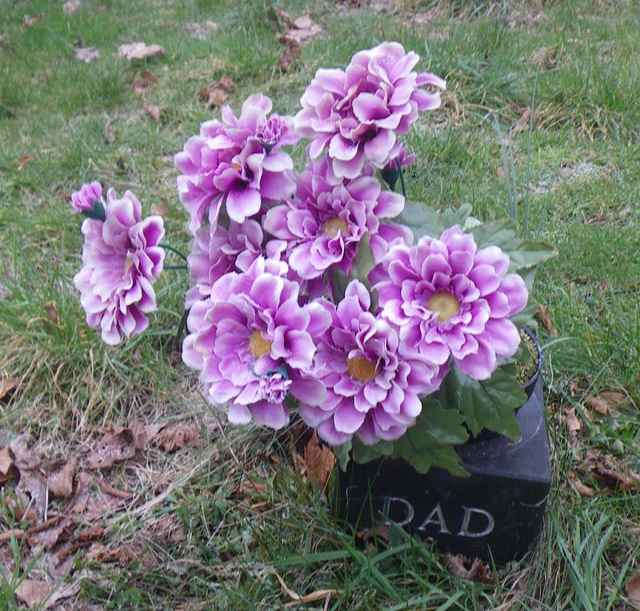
<box><xmin>165</xmin><ymin>265</ymin><xmax>187</xmax><ymax>271</ymax></box>
<box><xmin>160</xmin><ymin>243</ymin><xmax>188</xmax><ymax>264</ymax></box>
<box><xmin>174</xmin><ymin>308</ymin><xmax>189</xmax><ymax>348</ymax></box>
<box><xmin>397</xmin><ymin>161</ymin><xmax>407</xmax><ymax>199</ymax></box>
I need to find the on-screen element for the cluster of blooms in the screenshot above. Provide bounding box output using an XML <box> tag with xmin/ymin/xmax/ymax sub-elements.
<box><xmin>72</xmin><ymin>42</ymin><xmax>529</xmax><ymax>448</ymax></box>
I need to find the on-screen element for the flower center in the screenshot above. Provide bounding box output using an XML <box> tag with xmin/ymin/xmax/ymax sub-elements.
<box><xmin>426</xmin><ymin>292</ymin><xmax>460</xmax><ymax>323</ymax></box>
<box><xmin>249</xmin><ymin>330</ymin><xmax>272</xmax><ymax>358</ymax></box>
<box><xmin>323</xmin><ymin>217</ymin><xmax>348</xmax><ymax>238</ymax></box>
<box><xmin>347</xmin><ymin>356</ymin><xmax>377</xmax><ymax>382</ymax></box>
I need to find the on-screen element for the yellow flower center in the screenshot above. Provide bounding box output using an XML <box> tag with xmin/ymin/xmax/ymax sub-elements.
<box><xmin>426</xmin><ymin>292</ymin><xmax>460</xmax><ymax>323</ymax></box>
<box><xmin>323</xmin><ymin>217</ymin><xmax>348</xmax><ymax>238</ymax></box>
<box><xmin>249</xmin><ymin>330</ymin><xmax>272</xmax><ymax>358</ymax></box>
<box><xmin>347</xmin><ymin>356</ymin><xmax>377</xmax><ymax>382</ymax></box>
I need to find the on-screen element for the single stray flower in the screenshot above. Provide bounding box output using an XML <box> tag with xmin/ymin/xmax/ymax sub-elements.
<box><xmin>74</xmin><ymin>188</ymin><xmax>165</xmax><ymax>345</ymax></box>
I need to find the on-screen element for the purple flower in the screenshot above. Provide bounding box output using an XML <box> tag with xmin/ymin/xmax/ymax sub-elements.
<box><xmin>71</xmin><ymin>181</ymin><xmax>103</xmax><ymax>214</ymax></box>
<box><xmin>298</xmin><ymin>281</ymin><xmax>444</xmax><ymax>446</ymax></box>
<box><xmin>263</xmin><ymin>157</ymin><xmax>405</xmax><ymax>279</ymax></box>
<box><xmin>295</xmin><ymin>42</ymin><xmax>445</xmax><ymax>179</ymax></box>
<box><xmin>175</xmin><ymin>94</ymin><xmax>298</xmax><ymax>232</ymax></box>
<box><xmin>373</xmin><ymin>226</ymin><xmax>529</xmax><ymax>380</ymax></box>
<box><xmin>74</xmin><ymin>189</ymin><xmax>165</xmax><ymax>345</ymax></box>
<box><xmin>182</xmin><ymin>257</ymin><xmax>331</xmax><ymax>429</ymax></box>
<box><xmin>185</xmin><ymin>220</ymin><xmax>263</xmax><ymax>308</ymax></box>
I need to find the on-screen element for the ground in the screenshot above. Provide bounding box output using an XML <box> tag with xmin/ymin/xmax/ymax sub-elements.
<box><xmin>1</xmin><ymin>0</ymin><xmax>639</xmax><ymax>609</ymax></box>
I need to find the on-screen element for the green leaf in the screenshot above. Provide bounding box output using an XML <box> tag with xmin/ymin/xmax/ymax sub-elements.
<box><xmin>333</xmin><ymin>440</ymin><xmax>352</xmax><ymax>472</ymax></box>
<box><xmin>439</xmin><ymin>365</ymin><xmax>525</xmax><ymax>440</ymax></box>
<box><xmin>508</xmin><ymin>240</ymin><xmax>558</xmax><ymax>272</ymax></box>
<box><xmin>470</xmin><ymin>218</ymin><xmax>520</xmax><ymax>252</ymax></box>
<box><xmin>352</xmin><ymin>233</ymin><xmax>375</xmax><ymax>286</ymax></box>
<box><xmin>392</xmin><ymin>402</ymin><xmax>469</xmax><ymax>476</ymax></box>
<box><xmin>330</xmin><ymin>268</ymin><xmax>349</xmax><ymax>302</ymax></box>
<box><xmin>512</xmin><ymin>302</ymin><xmax>539</xmax><ymax>331</ymax></box>
<box><xmin>397</xmin><ymin>201</ymin><xmax>472</xmax><ymax>240</ymax></box>
<box><xmin>351</xmin><ymin>438</ymin><xmax>394</xmax><ymax>465</ymax></box>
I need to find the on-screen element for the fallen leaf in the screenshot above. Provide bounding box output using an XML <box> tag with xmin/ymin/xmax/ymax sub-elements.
<box><xmin>627</xmin><ymin>570</ymin><xmax>640</xmax><ymax>610</ymax></box>
<box><xmin>132</xmin><ymin>69</ymin><xmax>158</xmax><ymax>94</ymax></box>
<box><xmin>54</xmin><ymin>525</ymin><xmax>105</xmax><ymax>566</ymax></box>
<box><xmin>0</xmin><ymin>447</ymin><xmax>14</xmax><ymax>482</ymax></box>
<box><xmin>0</xmin><ymin>529</ymin><xmax>25</xmax><ymax>544</ymax></box>
<box><xmin>27</xmin><ymin>516</ymin><xmax>72</xmax><ymax>549</ymax></box>
<box><xmin>87</xmin><ymin>542</ymin><xmax>149</xmax><ymax>566</ymax></box>
<box><xmin>22</xmin><ymin>15</ymin><xmax>41</xmax><ymax>29</ymax></box>
<box><xmin>47</xmin><ymin>456</ymin><xmax>77</xmax><ymax>498</ymax></box>
<box><xmin>535</xmin><ymin>304</ymin><xmax>558</xmax><ymax>336</ymax></box>
<box><xmin>199</xmin><ymin>76</ymin><xmax>235</xmax><ymax>109</ymax></box>
<box><xmin>43</xmin><ymin>581</ymin><xmax>81</xmax><ymax>609</ymax></box>
<box><xmin>118</xmin><ymin>42</ymin><xmax>165</xmax><ymax>61</ymax></box>
<box><xmin>153</xmin><ymin>422</ymin><xmax>201</xmax><ymax>452</ymax></box>
<box><xmin>530</xmin><ymin>46</ymin><xmax>558</xmax><ymax>70</ymax></box>
<box><xmin>10</xmin><ymin>435</ymin><xmax>40</xmax><ymax>470</ymax></box>
<box><xmin>144</xmin><ymin>103</ymin><xmax>161</xmax><ymax>122</ymax></box>
<box><xmin>0</xmin><ymin>376</ymin><xmax>18</xmax><ymax>401</ymax></box>
<box><xmin>302</xmin><ymin>432</ymin><xmax>335</xmax><ymax>489</ymax></box>
<box><xmin>276</xmin><ymin>10</ymin><xmax>322</xmax><ymax>46</ymax></box>
<box><xmin>184</xmin><ymin>21</ymin><xmax>219</xmax><ymax>40</ymax></box>
<box><xmin>96</xmin><ymin>478</ymin><xmax>131</xmax><ymax>499</ymax></box>
<box><xmin>563</xmin><ymin>407</ymin><xmax>581</xmax><ymax>434</ymax></box>
<box><xmin>511</xmin><ymin>108</ymin><xmax>532</xmax><ymax>135</ymax></box>
<box><xmin>74</xmin><ymin>47</ymin><xmax>100</xmax><ymax>63</ymax></box>
<box><xmin>356</xmin><ymin>525</ymin><xmax>390</xmax><ymax>543</ymax></box>
<box><xmin>18</xmin><ymin>154</ymin><xmax>33</xmax><ymax>170</ymax></box>
<box><xmin>15</xmin><ymin>579</ymin><xmax>51</xmax><ymax>609</ymax></box>
<box><xmin>153</xmin><ymin>513</ymin><xmax>186</xmax><ymax>544</ymax></box>
<box><xmin>70</xmin><ymin>471</ymin><xmax>92</xmax><ymax>513</ymax></box>
<box><xmin>445</xmin><ymin>554</ymin><xmax>493</xmax><ymax>583</ymax></box>
<box><xmin>63</xmin><ymin>0</ymin><xmax>81</xmax><ymax>15</ymax></box>
<box><xmin>278</xmin><ymin>40</ymin><xmax>300</xmax><ymax>72</ymax></box>
<box><xmin>274</xmin><ymin>572</ymin><xmax>337</xmax><ymax>606</ymax></box>
<box><xmin>103</xmin><ymin>119</ymin><xmax>115</xmax><ymax>144</ymax></box>
<box><xmin>569</xmin><ymin>473</ymin><xmax>596</xmax><ymax>497</ymax></box>
<box><xmin>86</xmin><ymin>429</ymin><xmax>136</xmax><ymax>470</ymax></box>
<box><xmin>592</xmin><ymin>391</ymin><xmax>628</xmax><ymax>413</ymax></box>
<box><xmin>580</xmin><ymin>449</ymin><xmax>640</xmax><ymax>492</ymax></box>
<box><xmin>130</xmin><ymin>420</ymin><xmax>162</xmax><ymax>450</ymax></box>
<box><xmin>16</xmin><ymin>471</ymin><xmax>48</xmax><ymax>519</ymax></box>
<box><xmin>44</xmin><ymin>302</ymin><xmax>59</xmax><ymax>325</ymax></box>
<box><xmin>585</xmin><ymin>395</ymin><xmax>610</xmax><ymax>416</ymax></box>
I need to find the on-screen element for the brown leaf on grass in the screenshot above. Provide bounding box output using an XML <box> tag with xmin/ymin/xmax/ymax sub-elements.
<box><xmin>275</xmin><ymin>8</ymin><xmax>322</xmax><ymax>46</ymax></box>
<box><xmin>445</xmin><ymin>554</ymin><xmax>493</xmax><ymax>583</ymax></box>
<box><xmin>152</xmin><ymin>422</ymin><xmax>201</xmax><ymax>452</ymax></box>
<box><xmin>17</xmin><ymin>471</ymin><xmax>48</xmax><ymax>519</ymax></box>
<box><xmin>199</xmin><ymin>76</ymin><xmax>235</xmax><ymax>109</ymax></box>
<box><xmin>70</xmin><ymin>471</ymin><xmax>91</xmax><ymax>513</ymax></box>
<box><xmin>47</xmin><ymin>456</ymin><xmax>77</xmax><ymax>498</ymax></box>
<box><xmin>274</xmin><ymin>572</ymin><xmax>337</xmax><ymax>606</ymax></box>
<box><xmin>0</xmin><ymin>447</ymin><xmax>14</xmax><ymax>482</ymax></box>
<box><xmin>96</xmin><ymin>477</ymin><xmax>131</xmax><ymax>499</ymax></box>
<box><xmin>22</xmin><ymin>15</ymin><xmax>41</xmax><ymax>29</ymax></box>
<box><xmin>144</xmin><ymin>103</ymin><xmax>161</xmax><ymax>122</ymax></box>
<box><xmin>103</xmin><ymin>119</ymin><xmax>115</xmax><ymax>144</ymax></box>
<box><xmin>10</xmin><ymin>435</ymin><xmax>40</xmax><ymax>470</ymax></box>
<box><xmin>184</xmin><ymin>21</ymin><xmax>219</xmax><ymax>40</ymax></box>
<box><xmin>54</xmin><ymin>525</ymin><xmax>105</xmax><ymax>567</ymax></box>
<box><xmin>581</xmin><ymin>449</ymin><xmax>640</xmax><ymax>492</ymax></box>
<box><xmin>563</xmin><ymin>407</ymin><xmax>581</xmax><ymax>435</ymax></box>
<box><xmin>27</xmin><ymin>516</ymin><xmax>72</xmax><ymax>549</ymax></box>
<box><xmin>627</xmin><ymin>570</ymin><xmax>640</xmax><ymax>610</ymax></box>
<box><xmin>63</xmin><ymin>0</ymin><xmax>81</xmax><ymax>15</ymax></box>
<box><xmin>153</xmin><ymin>513</ymin><xmax>186</xmax><ymax>544</ymax></box>
<box><xmin>18</xmin><ymin>154</ymin><xmax>33</xmax><ymax>170</ymax></box>
<box><xmin>74</xmin><ymin>47</ymin><xmax>100</xmax><ymax>63</ymax></box>
<box><xmin>535</xmin><ymin>304</ymin><xmax>558</xmax><ymax>336</ymax></box>
<box><xmin>302</xmin><ymin>432</ymin><xmax>335</xmax><ymax>489</ymax></box>
<box><xmin>132</xmin><ymin>69</ymin><xmax>158</xmax><ymax>95</ymax></box>
<box><xmin>118</xmin><ymin>42</ymin><xmax>165</xmax><ymax>61</ymax></box>
<box><xmin>511</xmin><ymin>108</ymin><xmax>532</xmax><ymax>135</ymax></box>
<box><xmin>15</xmin><ymin>579</ymin><xmax>52</xmax><ymax>609</ymax></box>
<box><xmin>87</xmin><ymin>542</ymin><xmax>148</xmax><ymax>566</ymax></box>
<box><xmin>569</xmin><ymin>472</ymin><xmax>596</xmax><ymax>497</ymax></box>
<box><xmin>44</xmin><ymin>302</ymin><xmax>60</xmax><ymax>326</ymax></box>
<box><xmin>86</xmin><ymin>429</ymin><xmax>136</xmax><ymax>470</ymax></box>
<box><xmin>586</xmin><ymin>391</ymin><xmax>628</xmax><ymax>416</ymax></box>
<box><xmin>278</xmin><ymin>40</ymin><xmax>301</xmax><ymax>72</ymax></box>
<box><xmin>0</xmin><ymin>376</ymin><xmax>18</xmax><ymax>401</ymax></box>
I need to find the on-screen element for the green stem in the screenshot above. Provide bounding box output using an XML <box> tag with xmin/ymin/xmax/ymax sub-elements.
<box><xmin>397</xmin><ymin>161</ymin><xmax>407</xmax><ymax>198</ymax></box>
<box><xmin>175</xmin><ymin>308</ymin><xmax>189</xmax><ymax>348</ymax></box>
<box><xmin>160</xmin><ymin>243</ymin><xmax>188</xmax><ymax>264</ymax></box>
<box><xmin>165</xmin><ymin>265</ymin><xmax>187</xmax><ymax>271</ymax></box>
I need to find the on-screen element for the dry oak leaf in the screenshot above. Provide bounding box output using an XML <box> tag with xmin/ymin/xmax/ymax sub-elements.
<box><xmin>153</xmin><ymin>422</ymin><xmax>201</xmax><ymax>452</ymax></box>
<box><xmin>74</xmin><ymin>47</ymin><xmax>100</xmax><ymax>63</ymax></box>
<box><xmin>627</xmin><ymin>569</ymin><xmax>640</xmax><ymax>610</ymax></box>
<box><xmin>144</xmin><ymin>103</ymin><xmax>161</xmax><ymax>122</ymax></box>
<box><xmin>132</xmin><ymin>69</ymin><xmax>158</xmax><ymax>94</ymax></box>
<box><xmin>47</xmin><ymin>456</ymin><xmax>77</xmax><ymax>498</ymax></box>
<box><xmin>445</xmin><ymin>554</ymin><xmax>493</xmax><ymax>583</ymax></box>
<box><xmin>15</xmin><ymin>579</ymin><xmax>52</xmax><ymax>609</ymax></box>
<box><xmin>585</xmin><ymin>395</ymin><xmax>611</xmax><ymax>416</ymax></box>
<box><xmin>118</xmin><ymin>42</ymin><xmax>165</xmax><ymax>61</ymax></box>
<box><xmin>63</xmin><ymin>0</ymin><xmax>81</xmax><ymax>15</ymax></box>
<box><xmin>582</xmin><ymin>449</ymin><xmax>640</xmax><ymax>492</ymax></box>
<box><xmin>86</xmin><ymin>429</ymin><xmax>136</xmax><ymax>470</ymax></box>
<box><xmin>535</xmin><ymin>304</ymin><xmax>558</xmax><ymax>336</ymax></box>
<box><xmin>0</xmin><ymin>376</ymin><xmax>18</xmax><ymax>401</ymax></box>
<box><xmin>587</xmin><ymin>391</ymin><xmax>628</xmax><ymax>416</ymax></box>
<box><xmin>302</xmin><ymin>432</ymin><xmax>335</xmax><ymax>489</ymax></box>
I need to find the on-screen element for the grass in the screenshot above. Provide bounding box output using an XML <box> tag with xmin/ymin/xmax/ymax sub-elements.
<box><xmin>1</xmin><ymin>0</ymin><xmax>639</xmax><ymax>608</ymax></box>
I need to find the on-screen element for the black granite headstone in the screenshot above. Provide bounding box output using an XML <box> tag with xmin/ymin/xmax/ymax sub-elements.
<box><xmin>335</xmin><ymin>375</ymin><xmax>550</xmax><ymax>564</ymax></box>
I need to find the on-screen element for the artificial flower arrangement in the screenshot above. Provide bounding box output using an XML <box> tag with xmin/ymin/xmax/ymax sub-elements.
<box><xmin>71</xmin><ymin>42</ymin><xmax>555</xmax><ymax>477</ymax></box>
